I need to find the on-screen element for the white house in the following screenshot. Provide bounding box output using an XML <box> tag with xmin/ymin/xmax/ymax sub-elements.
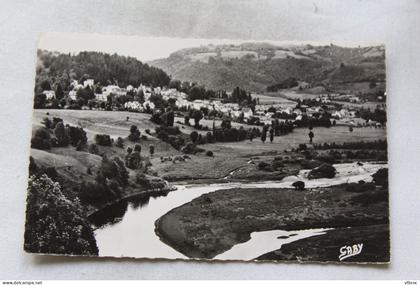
<box><xmin>83</xmin><ymin>79</ymin><xmax>94</xmax><ymax>88</ymax></box>
<box><xmin>42</xmin><ymin>90</ymin><xmax>55</xmax><ymax>100</ymax></box>
<box><xmin>242</xmin><ymin>107</ymin><xmax>253</xmax><ymax>119</ymax></box>
<box><xmin>102</xmin><ymin>85</ymin><xmax>127</xmax><ymax>97</ymax></box>
<box><xmin>95</xmin><ymin>93</ymin><xmax>108</xmax><ymax>102</ymax></box>
<box><xmin>68</xmin><ymin>90</ymin><xmax>77</xmax><ymax>101</ymax></box>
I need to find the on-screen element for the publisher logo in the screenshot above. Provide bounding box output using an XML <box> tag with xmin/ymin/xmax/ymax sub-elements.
<box><xmin>339</xmin><ymin>243</ymin><xmax>363</xmax><ymax>261</ymax></box>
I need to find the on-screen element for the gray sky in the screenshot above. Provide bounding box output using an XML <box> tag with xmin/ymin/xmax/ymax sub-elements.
<box><xmin>38</xmin><ymin>32</ymin><xmax>382</xmax><ymax>62</ymax></box>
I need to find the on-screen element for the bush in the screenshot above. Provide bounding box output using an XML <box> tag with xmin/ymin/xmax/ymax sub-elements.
<box><xmin>67</xmin><ymin>126</ymin><xmax>87</xmax><ymax>147</ymax></box>
<box><xmin>307</xmin><ymin>163</ymin><xmax>336</xmax><ymax>179</ymax></box>
<box><xmin>95</xmin><ymin>134</ymin><xmax>112</xmax><ymax>146</ymax></box>
<box><xmin>181</xmin><ymin>143</ymin><xmax>205</xmax><ymax>155</ymax></box>
<box><xmin>271</xmin><ymin>160</ymin><xmax>284</xmax><ymax>170</ymax></box>
<box><xmin>132</xmin><ymin>144</ymin><xmax>140</xmax><ymax>153</ymax></box>
<box><xmin>100</xmin><ymin>156</ymin><xmax>129</xmax><ymax>187</ymax></box>
<box><xmin>206</xmin><ymin>150</ymin><xmax>214</xmax><ymax>157</ymax></box>
<box><xmin>54</xmin><ymin>122</ymin><xmax>69</xmax><ymax>147</ymax></box>
<box><xmin>128</xmin><ymin>125</ymin><xmax>141</xmax><ymax>142</ymax></box>
<box><xmin>135</xmin><ymin>173</ymin><xmax>150</xmax><ymax>187</ymax></box>
<box><xmin>125</xmin><ymin>151</ymin><xmax>142</xmax><ymax>170</ymax></box>
<box><xmin>372</xmin><ymin>168</ymin><xmax>388</xmax><ymax>187</ymax></box>
<box><xmin>31</xmin><ymin>127</ymin><xmax>52</xmax><ymax>150</ymax></box>
<box><xmin>190</xmin><ymin>131</ymin><xmax>199</xmax><ymax>143</ymax></box>
<box><xmin>292</xmin><ymin>181</ymin><xmax>305</xmax><ymax>191</ymax></box>
<box><xmin>116</xmin><ymin>137</ymin><xmax>124</xmax><ymax>148</ymax></box>
<box><xmin>258</xmin><ymin>161</ymin><xmax>272</xmax><ymax>171</ymax></box>
<box><xmin>88</xmin><ymin>143</ymin><xmax>100</xmax><ymax>155</ymax></box>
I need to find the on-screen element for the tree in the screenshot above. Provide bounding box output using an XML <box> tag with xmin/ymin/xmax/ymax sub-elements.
<box><xmin>95</xmin><ymin>134</ymin><xmax>112</xmax><ymax>146</ymax></box>
<box><xmin>269</xmin><ymin>128</ymin><xmax>274</xmax><ymax>143</ymax></box>
<box><xmin>31</xmin><ymin>128</ymin><xmax>52</xmax><ymax>150</ymax></box>
<box><xmin>116</xmin><ymin>137</ymin><xmax>124</xmax><ymax>148</ymax></box>
<box><xmin>166</xmin><ymin>109</ymin><xmax>175</xmax><ymax>127</ymax></box>
<box><xmin>134</xmin><ymin>144</ymin><xmax>141</xmax><ymax>153</ymax></box>
<box><xmin>192</xmin><ymin>110</ymin><xmax>203</xmax><ymax>128</ymax></box>
<box><xmin>149</xmin><ymin>145</ymin><xmax>155</xmax><ymax>156</ymax></box>
<box><xmin>308</xmin><ymin>130</ymin><xmax>314</xmax><ymax>144</ymax></box>
<box><xmin>184</xmin><ymin>115</ymin><xmax>190</xmax><ymax>126</ymax></box>
<box><xmin>54</xmin><ymin>122</ymin><xmax>69</xmax><ymax>147</ymax></box>
<box><xmin>190</xmin><ymin>131</ymin><xmax>199</xmax><ymax>144</ymax></box>
<box><xmin>128</xmin><ymin>125</ymin><xmax>141</xmax><ymax>142</ymax></box>
<box><xmin>261</xmin><ymin>127</ymin><xmax>267</xmax><ymax>143</ymax></box>
<box><xmin>34</xmin><ymin>93</ymin><xmax>47</xmax><ymax>109</ymax></box>
<box><xmin>55</xmin><ymin>84</ymin><xmax>64</xmax><ymax>100</ymax></box>
<box><xmin>24</xmin><ymin>175</ymin><xmax>98</xmax><ymax>255</ymax></box>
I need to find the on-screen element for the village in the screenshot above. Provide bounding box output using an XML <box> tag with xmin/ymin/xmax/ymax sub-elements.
<box><xmin>39</xmin><ymin>78</ymin><xmax>387</xmax><ymax>133</ymax></box>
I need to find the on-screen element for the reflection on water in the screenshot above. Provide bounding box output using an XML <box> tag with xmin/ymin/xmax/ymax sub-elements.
<box><xmin>89</xmin><ymin>200</ymin><xmax>128</xmax><ymax>228</ymax></box>
<box><xmin>89</xmin><ymin>192</ymin><xmax>169</xmax><ymax>228</ymax></box>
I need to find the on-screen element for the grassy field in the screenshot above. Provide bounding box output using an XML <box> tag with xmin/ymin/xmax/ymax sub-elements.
<box><xmin>251</xmin><ymin>93</ymin><xmax>296</xmax><ymax>106</ymax></box>
<box><xmin>32</xmin><ymin>109</ymin><xmax>386</xmax><ymax>183</ymax></box>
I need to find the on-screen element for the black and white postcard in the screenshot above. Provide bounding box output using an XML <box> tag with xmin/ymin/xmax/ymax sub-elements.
<box><xmin>24</xmin><ymin>33</ymin><xmax>389</xmax><ymax>263</ymax></box>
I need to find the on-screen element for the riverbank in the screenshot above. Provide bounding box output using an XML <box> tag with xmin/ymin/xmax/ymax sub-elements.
<box><xmin>155</xmin><ymin>182</ymin><xmax>389</xmax><ymax>260</ymax></box>
<box><xmin>257</xmin><ymin>224</ymin><xmax>390</xmax><ymax>263</ymax></box>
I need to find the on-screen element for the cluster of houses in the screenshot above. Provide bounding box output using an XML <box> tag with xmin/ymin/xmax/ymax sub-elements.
<box><xmin>42</xmin><ymin>79</ymin><xmax>384</xmax><ymax>127</ymax></box>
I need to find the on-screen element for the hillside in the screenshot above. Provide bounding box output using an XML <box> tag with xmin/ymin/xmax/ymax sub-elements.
<box><xmin>35</xmin><ymin>50</ymin><xmax>171</xmax><ymax>92</ymax></box>
<box><xmin>150</xmin><ymin>43</ymin><xmax>385</xmax><ymax>93</ymax></box>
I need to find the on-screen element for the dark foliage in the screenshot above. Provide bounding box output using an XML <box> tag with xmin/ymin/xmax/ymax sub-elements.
<box><xmin>95</xmin><ymin>134</ymin><xmax>112</xmax><ymax>146</ymax></box>
<box><xmin>35</xmin><ymin>50</ymin><xmax>170</xmax><ymax>93</ymax></box>
<box><xmin>24</xmin><ymin>175</ymin><xmax>98</xmax><ymax>255</ymax></box>
<box><xmin>308</xmin><ymin>163</ymin><xmax>336</xmax><ymax>179</ymax></box>
<box><xmin>128</xmin><ymin>125</ymin><xmax>141</xmax><ymax>142</ymax></box>
<box><xmin>31</xmin><ymin>127</ymin><xmax>52</xmax><ymax>150</ymax></box>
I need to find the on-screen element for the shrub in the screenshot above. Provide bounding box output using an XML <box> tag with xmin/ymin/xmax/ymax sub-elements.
<box><xmin>149</xmin><ymin>145</ymin><xmax>155</xmax><ymax>156</ymax></box>
<box><xmin>128</xmin><ymin>125</ymin><xmax>141</xmax><ymax>142</ymax></box>
<box><xmin>190</xmin><ymin>131</ymin><xmax>199</xmax><ymax>143</ymax></box>
<box><xmin>88</xmin><ymin>143</ymin><xmax>100</xmax><ymax>155</ymax></box>
<box><xmin>100</xmin><ymin>156</ymin><xmax>129</xmax><ymax>187</ymax></box>
<box><xmin>258</xmin><ymin>161</ymin><xmax>272</xmax><ymax>171</ymax></box>
<box><xmin>372</xmin><ymin>168</ymin><xmax>388</xmax><ymax>187</ymax></box>
<box><xmin>308</xmin><ymin>163</ymin><xmax>336</xmax><ymax>179</ymax></box>
<box><xmin>125</xmin><ymin>151</ymin><xmax>142</xmax><ymax>170</ymax></box>
<box><xmin>292</xmin><ymin>181</ymin><xmax>305</xmax><ymax>191</ymax></box>
<box><xmin>298</xmin><ymin>144</ymin><xmax>307</xmax><ymax>151</ymax></box>
<box><xmin>95</xmin><ymin>134</ymin><xmax>112</xmax><ymax>146</ymax></box>
<box><xmin>135</xmin><ymin>173</ymin><xmax>150</xmax><ymax>187</ymax></box>
<box><xmin>206</xmin><ymin>150</ymin><xmax>214</xmax><ymax>157</ymax></box>
<box><xmin>42</xmin><ymin>117</ymin><xmax>52</xmax><ymax>129</ymax></box>
<box><xmin>67</xmin><ymin>126</ymin><xmax>87</xmax><ymax>147</ymax></box>
<box><xmin>116</xmin><ymin>137</ymin><xmax>124</xmax><ymax>148</ymax></box>
<box><xmin>54</xmin><ymin>122</ymin><xmax>69</xmax><ymax>147</ymax></box>
<box><xmin>31</xmin><ymin>127</ymin><xmax>52</xmax><ymax>150</ymax></box>
<box><xmin>181</xmin><ymin>143</ymin><xmax>205</xmax><ymax>155</ymax></box>
<box><xmin>134</xmin><ymin>144</ymin><xmax>141</xmax><ymax>153</ymax></box>
<box><xmin>271</xmin><ymin>160</ymin><xmax>284</xmax><ymax>170</ymax></box>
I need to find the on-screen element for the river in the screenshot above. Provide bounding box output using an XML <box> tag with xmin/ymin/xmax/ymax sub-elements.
<box><xmin>92</xmin><ymin>162</ymin><xmax>386</xmax><ymax>260</ymax></box>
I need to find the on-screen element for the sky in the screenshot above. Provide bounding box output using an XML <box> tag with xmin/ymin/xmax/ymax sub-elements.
<box><xmin>38</xmin><ymin>32</ymin><xmax>382</xmax><ymax>62</ymax></box>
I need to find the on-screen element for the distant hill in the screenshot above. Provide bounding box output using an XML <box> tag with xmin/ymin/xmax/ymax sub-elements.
<box><xmin>149</xmin><ymin>43</ymin><xmax>385</xmax><ymax>93</ymax></box>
